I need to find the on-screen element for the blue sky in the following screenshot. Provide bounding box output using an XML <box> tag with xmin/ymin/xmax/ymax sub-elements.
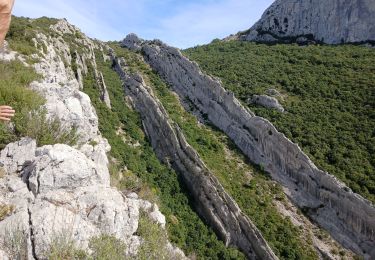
<box><xmin>13</xmin><ymin>0</ymin><xmax>273</xmax><ymax>49</ymax></box>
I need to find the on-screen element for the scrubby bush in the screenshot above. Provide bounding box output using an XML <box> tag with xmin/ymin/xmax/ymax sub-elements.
<box><xmin>89</xmin><ymin>235</ymin><xmax>127</xmax><ymax>260</ymax></box>
<box><xmin>6</xmin><ymin>16</ymin><xmax>58</xmax><ymax>56</ymax></box>
<box><xmin>0</xmin><ymin>60</ymin><xmax>78</xmax><ymax>147</ymax></box>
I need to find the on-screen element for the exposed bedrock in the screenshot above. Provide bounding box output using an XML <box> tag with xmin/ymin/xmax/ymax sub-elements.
<box><xmin>122</xmin><ymin>38</ymin><xmax>375</xmax><ymax>258</ymax></box>
<box><xmin>111</xmin><ymin>55</ymin><xmax>278</xmax><ymax>260</ymax></box>
<box><xmin>241</xmin><ymin>0</ymin><xmax>375</xmax><ymax>44</ymax></box>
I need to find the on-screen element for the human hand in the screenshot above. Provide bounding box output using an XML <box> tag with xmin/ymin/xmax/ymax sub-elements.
<box><xmin>0</xmin><ymin>105</ymin><xmax>15</xmax><ymax>121</ymax></box>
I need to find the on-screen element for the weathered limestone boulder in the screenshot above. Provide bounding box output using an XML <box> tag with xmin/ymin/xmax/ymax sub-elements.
<box><xmin>135</xmin><ymin>39</ymin><xmax>375</xmax><ymax>258</ymax></box>
<box><xmin>242</xmin><ymin>0</ymin><xmax>375</xmax><ymax>44</ymax></box>
<box><xmin>112</xmin><ymin>53</ymin><xmax>278</xmax><ymax>259</ymax></box>
<box><xmin>249</xmin><ymin>95</ymin><xmax>285</xmax><ymax>112</ymax></box>
<box><xmin>0</xmin><ymin>139</ymin><xmax>173</xmax><ymax>259</ymax></box>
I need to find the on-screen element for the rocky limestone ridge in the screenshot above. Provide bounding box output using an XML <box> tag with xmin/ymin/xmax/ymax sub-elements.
<box><xmin>121</xmin><ymin>34</ymin><xmax>375</xmax><ymax>258</ymax></box>
<box><xmin>0</xmin><ymin>19</ymin><xmax>185</xmax><ymax>259</ymax></box>
<box><xmin>240</xmin><ymin>0</ymin><xmax>375</xmax><ymax>44</ymax></box>
<box><xmin>111</xmin><ymin>53</ymin><xmax>278</xmax><ymax>260</ymax></box>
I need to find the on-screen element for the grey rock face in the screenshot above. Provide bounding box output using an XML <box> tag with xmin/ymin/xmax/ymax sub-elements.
<box><xmin>242</xmin><ymin>0</ymin><xmax>375</xmax><ymax>44</ymax></box>
<box><xmin>249</xmin><ymin>95</ymin><xmax>285</xmax><ymax>112</ymax></box>
<box><xmin>97</xmin><ymin>72</ymin><xmax>112</xmax><ymax>109</ymax></box>
<box><xmin>0</xmin><ymin>139</ymin><xmax>169</xmax><ymax>259</ymax></box>
<box><xmin>121</xmin><ymin>33</ymin><xmax>144</xmax><ymax>51</ymax></box>
<box><xmin>135</xmin><ymin>39</ymin><xmax>374</xmax><ymax>258</ymax></box>
<box><xmin>112</xmin><ymin>53</ymin><xmax>278</xmax><ymax>259</ymax></box>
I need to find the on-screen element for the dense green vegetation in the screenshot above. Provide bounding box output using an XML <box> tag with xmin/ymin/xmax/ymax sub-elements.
<box><xmin>80</xmin><ymin>46</ymin><xmax>245</xmax><ymax>259</ymax></box>
<box><xmin>0</xmin><ymin>60</ymin><xmax>77</xmax><ymax>147</ymax></box>
<box><xmin>110</xmin><ymin>44</ymin><xmax>319</xmax><ymax>259</ymax></box>
<box><xmin>185</xmin><ymin>41</ymin><xmax>375</xmax><ymax>203</ymax></box>
<box><xmin>6</xmin><ymin>16</ymin><xmax>58</xmax><ymax>56</ymax></box>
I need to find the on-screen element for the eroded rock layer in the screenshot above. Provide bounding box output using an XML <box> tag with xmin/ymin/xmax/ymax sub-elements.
<box><xmin>111</xmin><ymin>54</ymin><xmax>278</xmax><ymax>260</ymax></box>
<box><xmin>122</xmin><ymin>37</ymin><xmax>375</xmax><ymax>258</ymax></box>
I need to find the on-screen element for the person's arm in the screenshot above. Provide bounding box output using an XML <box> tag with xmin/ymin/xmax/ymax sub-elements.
<box><xmin>0</xmin><ymin>0</ymin><xmax>16</xmax><ymax>122</ymax></box>
<box><xmin>0</xmin><ymin>0</ymin><xmax>15</xmax><ymax>47</ymax></box>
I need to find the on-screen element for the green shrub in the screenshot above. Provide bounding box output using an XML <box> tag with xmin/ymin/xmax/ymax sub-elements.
<box><xmin>6</xmin><ymin>16</ymin><xmax>58</xmax><ymax>56</ymax></box>
<box><xmin>19</xmin><ymin>108</ymin><xmax>79</xmax><ymax>146</ymax></box>
<box><xmin>1</xmin><ymin>224</ymin><xmax>28</xmax><ymax>260</ymax></box>
<box><xmin>0</xmin><ymin>60</ymin><xmax>78</xmax><ymax>147</ymax></box>
<box><xmin>0</xmin><ymin>60</ymin><xmax>43</xmax><ymax>147</ymax></box>
<box><xmin>89</xmin><ymin>235</ymin><xmax>127</xmax><ymax>260</ymax></box>
<box><xmin>136</xmin><ymin>212</ymin><xmax>172</xmax><ymax>260</ymax></box>
<box><xmin>48</xmin><ymin>232</ymin><xmax>87</xmax><ymax>260</ymax></box>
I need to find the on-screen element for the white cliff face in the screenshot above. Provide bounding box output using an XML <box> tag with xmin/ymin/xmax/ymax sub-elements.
<box><xmin>0</xmin><ymin>19</ymin><xmax>185</xmax><ymax>259</ymax></box>
<box><xmin>243</xmin><ymin>0</ymin><xmax>375</xmax><ymax>44</ymax></box>
<box><xmin>122</xmin><ymin>36</ymin><xmax>375</xmax><ymax>259</ymax></box>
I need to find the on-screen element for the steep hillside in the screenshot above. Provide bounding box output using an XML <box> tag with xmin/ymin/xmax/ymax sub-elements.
<box><xmin>238</xmin><ymin>0</ymin><xmax>375</xmax><ymax>44</ymax></box>
<box><xmin>185</xmin><ymin>41</ymin><xmax>375</xmax><ymax>204</ymax></box>
<box><xmin>117</xmin><ymin>34</ymin><xmax>374</xmax><ymax>258</ymax></box>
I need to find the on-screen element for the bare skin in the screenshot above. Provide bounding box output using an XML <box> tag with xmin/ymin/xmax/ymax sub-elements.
<box><xmin>0</xmin><ymin>0</ymin><xmax>15</xmax><ymax>122</ymax></box>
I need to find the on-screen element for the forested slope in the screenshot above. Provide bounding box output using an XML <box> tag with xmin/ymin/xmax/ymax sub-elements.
<box><xmin>185</xmin><ymin>41</ymin><xmax>375</xmax><ymax>203</ymax></box>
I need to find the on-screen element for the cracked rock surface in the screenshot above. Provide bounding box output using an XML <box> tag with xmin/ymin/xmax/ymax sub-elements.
<box><xmin>0</xmin><ymin>138</ymin><xmax>168</xmax><ymax>259</ymax></box>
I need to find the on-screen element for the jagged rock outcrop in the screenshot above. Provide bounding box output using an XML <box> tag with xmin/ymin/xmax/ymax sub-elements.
<box><xmin>111</xmin><ymin>54</ymin><xmax>278</xmax><ymax>259</ymax></box>
<box><xmin>97</xmin><ymin>72</ymin><xmax>112</xmax><ymax>109</ymax></box>
<box><xmin>0</xmin><ymin>20</ymin><xmax>185</xmax><ymax>259</ymax></box>
<box><xmin>0</xmin><ymin>138</ymin><xmax>171</xmax><ymax>259</ymax></box>
<box><xmin>122</xmin><ymin>36</ymin><xmax>375</xmax><ymax>258</ymax></box>
<box><xmin>121</xmin><ymin>33</ymin><xmax>143</xmax><ymax>52</ymax></box>
<box><xmin>248</xmin><ymin>95</ymin><xmax>284</xmax><ymax>112</ymax></box>
<box><xmin>240</xmin><ymin>0</ymin><xmax>375</xmax><ymax>44</ymax></box>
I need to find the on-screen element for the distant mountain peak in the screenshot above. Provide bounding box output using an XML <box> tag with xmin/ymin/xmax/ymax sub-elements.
<box><xmin>240</xmin><ymin>0</ymin><xmax>375</xmax><ymax>44</ymax></box>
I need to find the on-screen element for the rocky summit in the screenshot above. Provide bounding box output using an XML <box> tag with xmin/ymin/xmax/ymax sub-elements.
<box><xmin>241</xmin><ymin>0</ymin><xmax>375</xmax><ymax>44</ymax></box>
